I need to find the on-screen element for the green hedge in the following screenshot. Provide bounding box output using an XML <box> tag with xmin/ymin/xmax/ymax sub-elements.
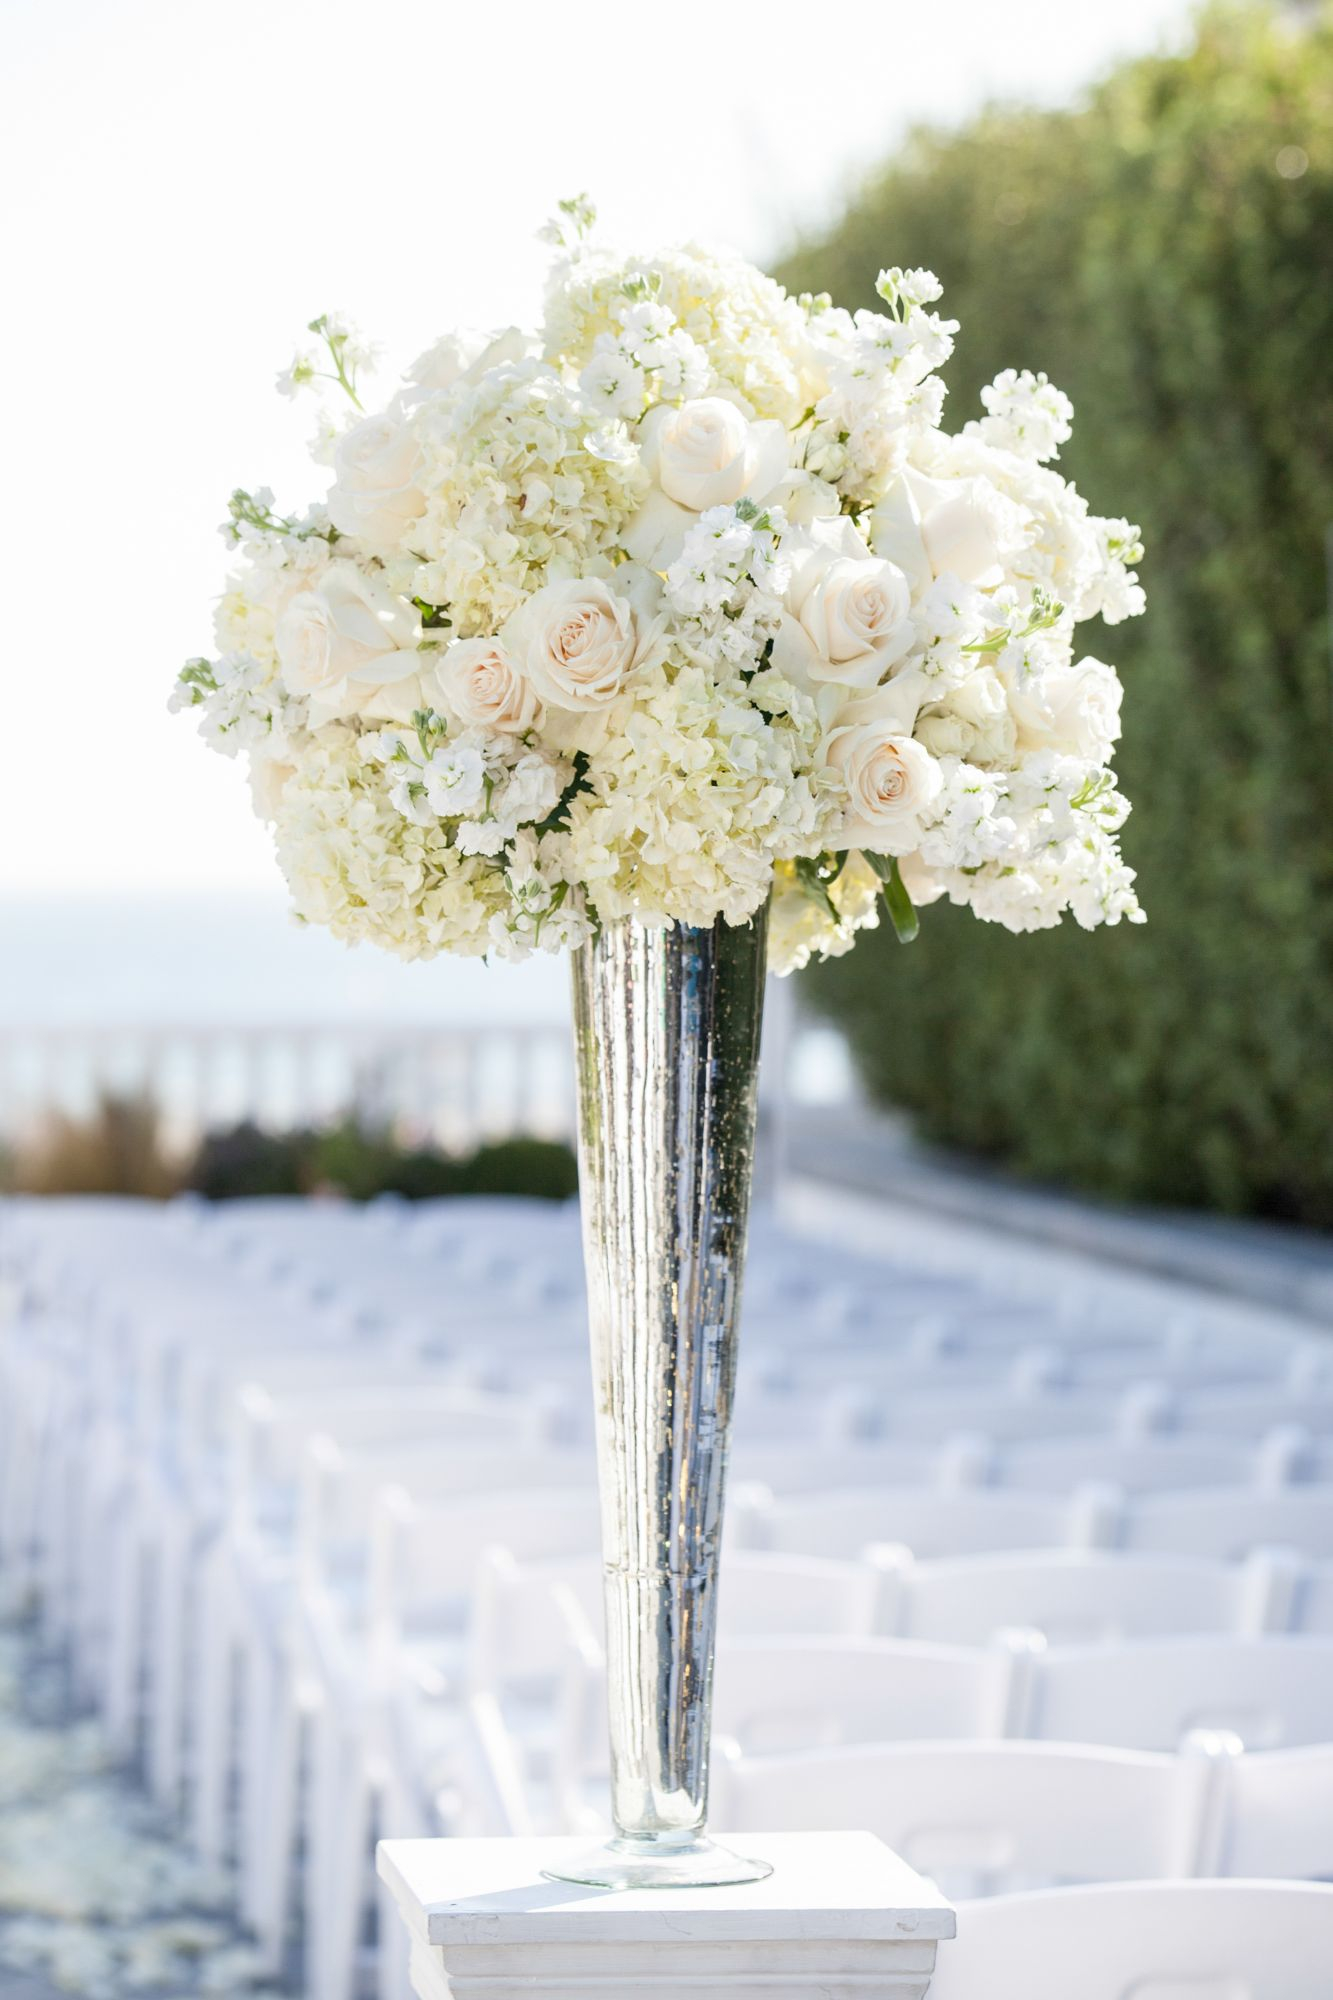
<box><xmin>186</xmin><ymin>1121</ymin><xmax>578</xmax><ymax>1203</ymax></box>
<box><xmin>778</xmin><ymin>4</ymin><xmax>1333</xmax><ymax>1226</ymax></box>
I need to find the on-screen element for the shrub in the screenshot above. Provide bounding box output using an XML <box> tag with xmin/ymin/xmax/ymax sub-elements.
<box><xmin>185</xmin><ymin>1120</ymin><xmax>307</xmax><ymax>1201</ymax></box>
<box><xmin>465</xmin><ymin>1137</ymin><xmax>580</xmax><ymax>1202</ymax></box>
<box><xmin>4</xmin><ymin>1094</ymin><xmax>178</xmax><ymax>1199</ymax></box>
<box><xmin>777</xmin><ymin>4</ymin><xmax>1333</xmax><ymax>1225</ymax></box>
<box><xmin>185</xmin><ymin>1121</ymin><xmax>577</xmax><ymax>1203</ymax></box>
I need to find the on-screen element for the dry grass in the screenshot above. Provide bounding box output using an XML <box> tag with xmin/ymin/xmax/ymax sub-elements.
<box><xmin>4</xmin><ymin>1096</ymin><xmax>180</xmax><ymax>1199</ymax></box>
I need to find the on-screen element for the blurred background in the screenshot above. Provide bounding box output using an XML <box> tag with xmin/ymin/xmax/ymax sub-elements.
<box><xmin>2</xmin><ymin>0</ymin><xmax>1329</xmax><ymax>1239</ymax></box>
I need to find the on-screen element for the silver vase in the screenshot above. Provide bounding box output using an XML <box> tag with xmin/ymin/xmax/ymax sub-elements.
<box><xmin>545</xmin><ymin>908</ymin><xmax>772</xmax><ymax>1890</ymax></box>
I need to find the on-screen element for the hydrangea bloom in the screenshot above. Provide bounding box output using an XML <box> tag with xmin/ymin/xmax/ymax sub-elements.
<box><xmin>173</xmin><ymin>203</ymin><xmax>1145</xmax><ymax>971</ymax></box>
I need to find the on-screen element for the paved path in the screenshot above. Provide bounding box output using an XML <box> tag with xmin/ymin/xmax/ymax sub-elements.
<box><xmin>783</xmin><ymin>1106</ymin><xmax>1333</xmax><ymax>1326</ymax></box>
<box><xmin>0</xmin><ymin>1615</ymin><xmax>291</xmax><ymax>2000</ymax></box>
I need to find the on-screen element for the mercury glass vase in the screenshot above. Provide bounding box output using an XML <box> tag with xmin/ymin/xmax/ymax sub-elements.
<box><xmin>544</xmin><ymin>908</ymin><xmax>772</xmax><ymax>1891</ymax></box>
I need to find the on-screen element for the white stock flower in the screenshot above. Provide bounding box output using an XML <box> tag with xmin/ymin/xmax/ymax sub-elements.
<box><xmin>456</xmin><ymin>751</ymin><xmax>566</xmax><ymax>855</ymax></box>
<box><xmin>422</xmin><ymin>743</ymin><xmax>487</xmax><ymax>817</ymax></box>
<box><xmin>771</xmin><ymin>517</ymin><xmax>913</xmax><ymax>690</ymax></box>
<box><xmin>276</xmin><ymin>561</ymin><xmax>425</xmax><ymax>723</ymax></box>
<box><xmin>624</xmin><ymin>398</ymin><xmax>788</xmax><ymax>566</ymax></box>
<box><xmin>326</xmin><ymin>414</ymin><xmax>426</xmax><ymax>546</ymax></box>
<box><xmin>503</xmin><ymin>570</ymin><xmax>662</xmax><ymax>712</ymax></box>
<box><xmin>433</xmin><ymin>636</ymin><xmax>541</xmax><ymax>733</ymax></box>
<box><xmin>974</xmin><ymin>368</ymin><xmax>1074</xmax><ymax>461</ymax></box>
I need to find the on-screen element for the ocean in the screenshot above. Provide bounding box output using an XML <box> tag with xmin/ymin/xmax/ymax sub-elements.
<box><xmin>0</xmin><ymin>893</ymin><xmax>569</xmax><ymax>1029</ymax></box>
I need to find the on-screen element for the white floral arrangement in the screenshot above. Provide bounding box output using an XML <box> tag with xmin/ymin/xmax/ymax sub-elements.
<box><xmin>172</xmin><ymin>198</ymin><xmax>1145</xmax><ymax>973</ymax></box>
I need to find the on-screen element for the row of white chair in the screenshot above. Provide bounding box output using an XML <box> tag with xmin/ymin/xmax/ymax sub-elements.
<box><xmin>5</xmin><ymin>1189</ymin><xmax>1315</xmax><ymax>1381</ymax></box>
<box><xmin>3</xmin><ymin>1192</ymin><xmax>1327</xmax><ymax>2000</ymax></box>
<box><xmin>470</xmin><ymin>1542</ymin><xmax>1333</xmax><ymax>1659</ymax></box>
<box><xmin>929</xmin><ymin>1879</ymin><xmax>1333</xmax><ymax>2000</ymax></box>
<box><xmin>709</xmin><ymin>1734</ymin><xmax>1333</xmax><ymax>1900</ymax></box>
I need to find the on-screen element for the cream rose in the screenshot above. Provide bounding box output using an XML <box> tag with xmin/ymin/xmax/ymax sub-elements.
<box><xmin>1006</xmin><ymin>655</ymin><xmax>1123</xmax><ymax>762</ymax></box>
<box><xmin>503</xmin><ymin>570</ymin><xmax>661</xmax><ymax>713</ymax></box>
<box><xmin>871</xmin><ymin>470</ymin><xmax>1008</xmax><ymax>594</ymax></box>
<box><xmin>819</xmin><ymin>673</ymin><xmax>942</xmax><ymax>853</ymax></box>
<box><xmin>433</xmin><ymin>636</ymin><xmax>540</xmax><ymax>734</ymax></box>
<box><xmin>247</xmin><ymin>753</ymin><xmax>295</xmax><ymax>824</ymax></box>
<box><xmin>772</xmin><ymin>517</ymin><xmax>913</xmax><ymax>690</ymax></box>
<box><xmin>403</xmin><ymin>326</ymin><xmax>531</xmax><ymax>403</ymax></box>
<box><xmin>276</xmin><ymin>562</ymin><xmax>425</xmax><ymax>722</ymax></box>
<box><xmin>326</xmin><ymin>415</ymin><xmax>425</xmax><ymax>547</ymax></box>
<box><xmin>624</xmin><ymin>398</ymin><xmax>789</xmax><ymax>567</ymax></box>
<box><xmin>915</xmin><ymin>667</ymin><xmax>1016</xmax><ymax>766</ymax></box>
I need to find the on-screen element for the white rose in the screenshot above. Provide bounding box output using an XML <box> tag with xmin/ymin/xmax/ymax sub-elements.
<box><xmin>771</xmin><ymin>517</ymin><xmax>913</xmax><ymax>690</ymax></box>
<box><xmin>433</xmin><ymin>637</ymin><xmax>540</xmax><ymax>734</ymax></box>
<box><xmin>818</xmin><ymin>673</ymin><xmax>942</xmax><ymax>854</ymax></box>
<box><xmin>403</xmin><ymin>326</ymin><xmax>531</xmax><ymax>404</ymax></box>
<box><xmin>326</xmin><ymin>415</ymin><xmax>425</xmax><ymax>548</ymax></box>
<box><xmin>871</xmin><ymin>470</ymin><xmax>1008</xmax><ymax>594</ymax></box>
<box><xmin>1008</xmin><ymin>655</ymin><xmax>1124</xmax><ymax>762</ymax></box>
<box><xmin>915</xmin><ymin>668</ymin><xmax>1017</xmax><ymax>766</ymax></box>
<box><xmin>503</xmin><ymin>570</ymin><xmax>662</xmax><ymax>713</ymax></box>
<box><xmin>767</xmin><ymin>469</ymin><xmax>841</xmax><ymax>528</ymax></box>
<box><xmin>248</xmin><ymin>754</ymin><xmax>295</xmax><ymax>823</ymax></box>
<box><xmin>276</xmin><ymin>561</ymin><xmax>424</xmax><ymax>723</ymax></box>
<box><xmin>623</xmin><ymin>397</ymin><xmax>789</xmax><ymax>567</ymax></box>
<box><xmin>897</xmin><ymin>850</ymin><xmax>947</xmax><ymax>908</ymax></box>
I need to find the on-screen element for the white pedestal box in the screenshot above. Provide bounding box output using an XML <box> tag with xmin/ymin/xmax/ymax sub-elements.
<box><xmin>376</xmin><ymin>1831</ymin><xmax>956</xmax><ymax>2000</ymax></box>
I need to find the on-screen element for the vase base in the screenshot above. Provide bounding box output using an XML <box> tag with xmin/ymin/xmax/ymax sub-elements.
<box><xmin>542</xmin><ymin>1833</ymin><xmax>774</xmax><ymax>1891</ymax></box>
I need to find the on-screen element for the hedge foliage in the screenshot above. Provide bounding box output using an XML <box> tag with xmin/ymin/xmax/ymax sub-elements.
<box><xmin>778</xmin><ymin>4</ymin><xmax>1333</xmax><ymax>1226</ymax></box>
<box><xmin>187</xmin><ymin>1122</ymin><xmax>579</xmax><ymax>1203</ymax></box>
<box><xmin>2</xmin><ymin>1095</ymin><xmax>579</xmax><ymax>1204</ymax></box>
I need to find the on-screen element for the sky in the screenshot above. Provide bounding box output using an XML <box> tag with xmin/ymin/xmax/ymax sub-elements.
<box><xmin>1</xmin><ymin>0</ymin><xmax>1201</xmax><ymax>906</ymax></box>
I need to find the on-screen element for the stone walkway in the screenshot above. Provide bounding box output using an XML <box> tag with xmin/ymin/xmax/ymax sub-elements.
<box><xmin>0</xmin><ymin>1608</ymin><xmax>290</xmax><ymax>2000</ymax></box>
<box><xmin>783</xmin><ymin>1105</ymin><xmax>1333</xmax><ymax>1325</ymax></box>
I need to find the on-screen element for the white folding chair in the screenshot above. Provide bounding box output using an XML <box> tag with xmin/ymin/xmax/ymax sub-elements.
<box><xmin>552</xmin><ymin>1631</ymin><xmax>1028</xmax><ymax>1840</ymax></box>
<box><xmin>1129</xmin><ymin>1487</ymin><xmax>1333</xmax><ymax>1559</ymax></box>
<box><xmin>711</xmin><ymin>1735</ymin><xmax>1232</xmax><ymax>1899</ymax></box>
<box><xmin>304</xmin><ymin>1485</ymin><xmax>601</xmax><ymax>2000</ymax></box>
<box><xmin>1220</xmin><ymin>1743</ymin><xmax>1333</xmax><ymax>1880</ymax></box>
<box><xmin>743</xmin><ymin>1485</ymin><xmax>1109</xmax><ymax>1559</ymax></box>
<box><xmin>999</xmin><ymin>1432</ymin><xmax>1305</xmax><ymax>1495</ymax></box>
<box><xmin>872</xmin><ymin>1548</ymin><xmax>1297</xmax><ymax>1645</ymax></box>
<box><xmin>1184</xmin><ymin>1386</ymin><xmax>1333</xmax><ymax>1437</ymax></box>
<box><xmin>1024</xmin><ymin>1636</ymin><xmax>1333</xmax><ymax>1750</ymax></box>
<box><xmin>926</xmin><ymin>1880</ymin><xmax>1333</xmax><ymax>2000</ymax></box>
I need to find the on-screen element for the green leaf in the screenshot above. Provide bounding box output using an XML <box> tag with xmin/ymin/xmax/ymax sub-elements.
<box><xmin>532</xmin><ymin>751</ymin><xmax>591</xmax><ymax>839</ymax></box>
<box><xmin>792</xmin><ymin>854</ymin><xmax>843</xmax><ymax>923</ymax></box>
<box><xmin>864</xmin><ymin>852</ymin><xmax>920</xmax><ymax>943</ymax></box>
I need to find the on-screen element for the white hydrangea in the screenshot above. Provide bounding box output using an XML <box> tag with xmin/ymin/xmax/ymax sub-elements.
<box><xmin>174</xmin><ymin>204</ymin><xmax>1145</xmax><ymax>976</ymax></box>
<box><xmin>412</xmin><ymin>359</ymin><xmax>646</xmax><ymax>635</ymax></box>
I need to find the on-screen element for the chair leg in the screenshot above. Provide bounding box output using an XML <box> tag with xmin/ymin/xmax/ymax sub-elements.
<box><xmin>309</xmin><ymin>1719</ymin><xmax>375</xmax><ymax>2000</ymax></box>
<box><xmin>148</xmin><ymin>1520</ymin><xmax>189</xmax><ymax>1808</ymax></box>
<box><xmin>190</xmin><ymin>1563</ymin><xmax>234</xmax><ymax>1865</ymax></box>
<box><xmin>242</xmin><ymin>1655</ymin><xmax>303</xmax><ymax>1965</ymax></box>
<box><xmin>376</xmin><ymin>1770</ymin><xmax>428</xmax><ymax>2000</ymax></box>
<box><xmin>103</xmin><ymin>1520</ymin><xmax>145</xmax><ymax>1754</ymax></box>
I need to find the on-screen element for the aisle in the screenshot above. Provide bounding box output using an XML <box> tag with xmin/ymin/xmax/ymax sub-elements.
<box><xmin>0</xmin><ymin>1606</ymin><xmax>289</xmax><ymax>2000</ymax></box>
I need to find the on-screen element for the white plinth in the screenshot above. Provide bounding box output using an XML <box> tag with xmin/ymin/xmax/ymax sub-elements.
<box><xmin>377</xmin><ymin>1831</ymin><xmax>956</xmax><ymax>2000</ymax></box>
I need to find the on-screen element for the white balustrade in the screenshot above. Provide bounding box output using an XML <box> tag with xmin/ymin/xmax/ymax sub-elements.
<box><xmin>0</xmin><ymin>1020</ymin><xmax>578</xmax><ymax>1154</ymax></box>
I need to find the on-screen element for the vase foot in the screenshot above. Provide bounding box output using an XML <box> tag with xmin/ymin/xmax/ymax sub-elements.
<box><xmin>542</xmin><ymin>1833</ymin><xmax>774</xmax><ymax>1891</ymax></box>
